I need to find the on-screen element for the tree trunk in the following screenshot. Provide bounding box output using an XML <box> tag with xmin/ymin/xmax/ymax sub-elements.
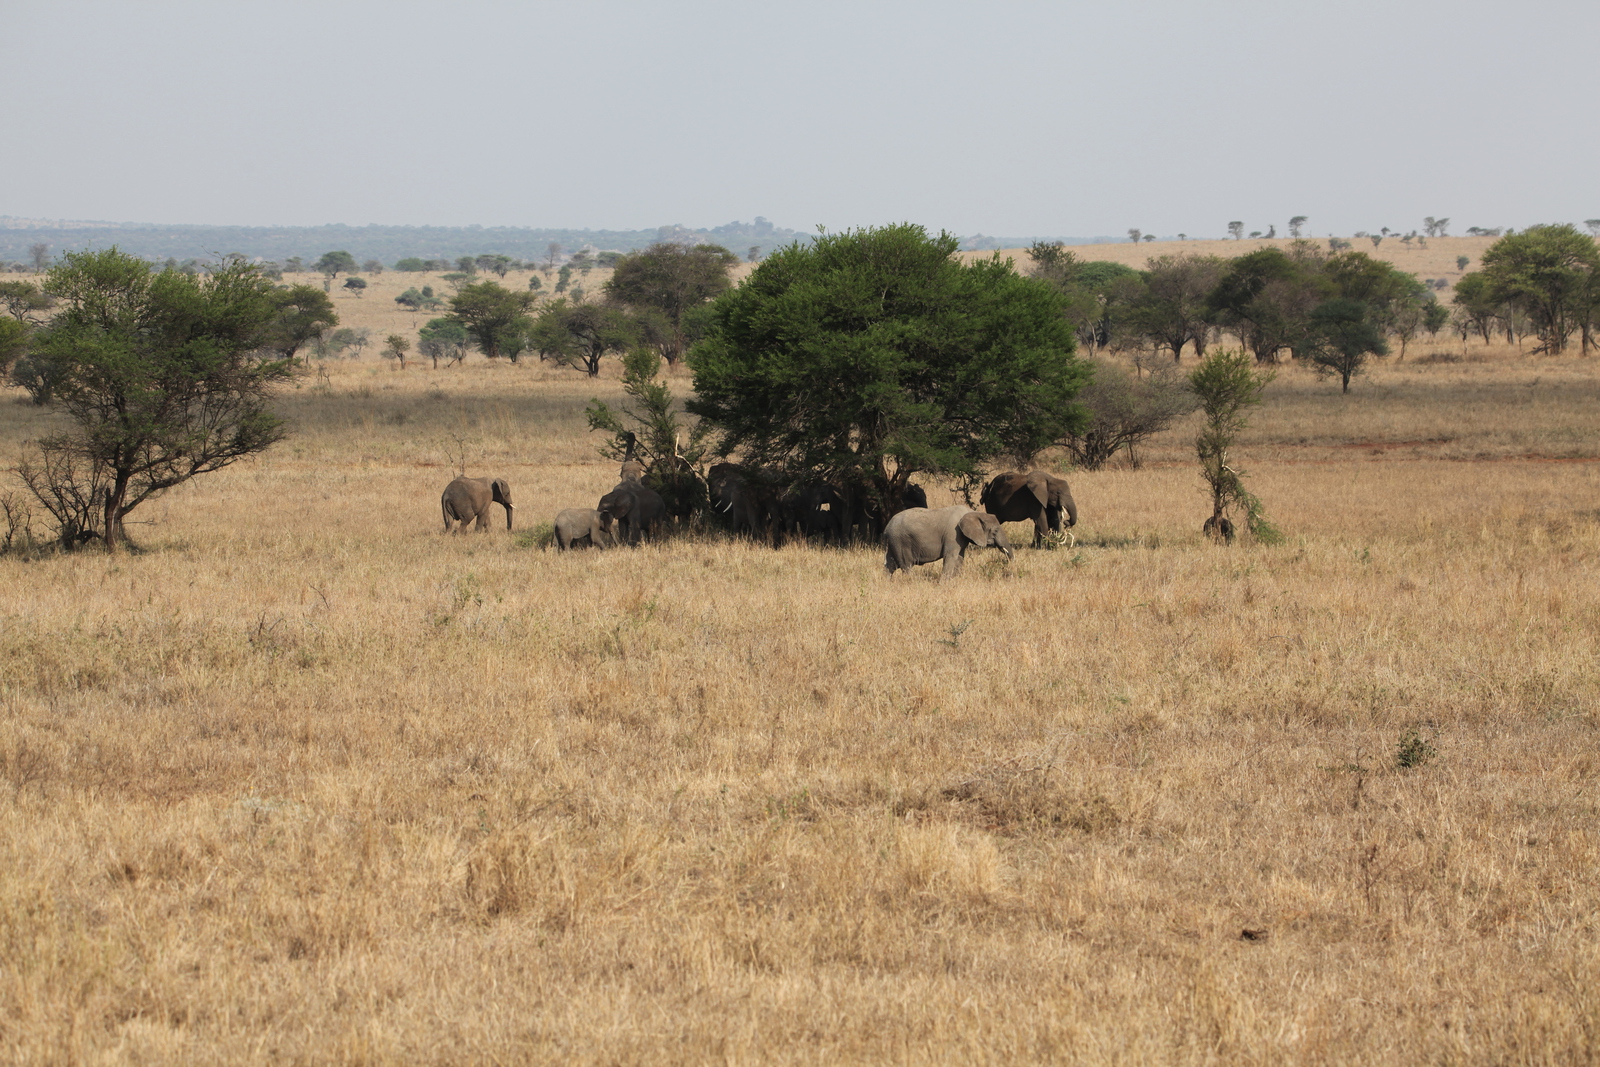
<box><xmin>103</xmin><ymin>473</ymin><xmax>131</xmax><ymax>551</ymax></box>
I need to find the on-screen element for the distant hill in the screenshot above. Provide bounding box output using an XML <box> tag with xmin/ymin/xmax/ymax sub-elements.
<box><xmin>0</xmin><ymin>216</ymin><xmax>1120</xmax><ymax>267</ymax></box>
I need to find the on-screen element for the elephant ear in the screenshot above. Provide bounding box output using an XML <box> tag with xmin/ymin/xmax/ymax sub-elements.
<box><xmin>957</xmin><ymin>510</ymin><xmax>988</xmax><ymax>545</ymax></box>
<box><xmin>1023</xmin><ymin>471</ymin><xmax>1051</xmax><ymax>508</ymax></box>
<box><xmin>491</xmin><ymin>479</ymin><xmax>512</xmax><ymax>505</ymax></box>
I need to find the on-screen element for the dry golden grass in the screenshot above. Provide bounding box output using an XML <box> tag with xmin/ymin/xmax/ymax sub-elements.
<box><xmin>2</xmin><ymin>333</ymin><xmax>1599</xmax><ymax>1064</ymax></box>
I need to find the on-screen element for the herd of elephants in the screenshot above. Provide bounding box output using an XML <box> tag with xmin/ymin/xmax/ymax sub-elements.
<box><xmin>439</xmin><ymin>462</ymin><xmax>1080</xmax><ymax>582</ymax></box>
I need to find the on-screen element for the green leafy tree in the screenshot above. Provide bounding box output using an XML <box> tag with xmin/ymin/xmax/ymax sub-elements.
<box><xmin>1288</xmin><ymin>216</ymin><xmax>1308</xmax><ymax>238</ymax></box>
<box><xmin>315</xmin><ymin>250</ymin><xmax>358</xmax><ymax>279</ymax></box>
<box><xmin>263</xmin><ymin>284</ymin><xmax>339</xmax><ymax>358</ymax></box>
<box><xmin>1027</xmin><ymin>243</ymin><xmax>1145</xmax><ymax>357</ymax></box>
<box><xmin>476</xmin><ymin>254</ymin><xmax>512</xmax><ymax>278</ymax></box>
<box><xmin>361</xmin><ymin>259</ymin><xmax>384</xmax><ymax>275</ymax></box>
<box><xmin>0</xmin><ymin>316</ymin><xmax>30</xmax><ymax>377</ymax></box>
<box><xmin>394</xmin><ymin>286</ymin><xmax>443</xmax><ymax>312</ymax></box>
<box><xmin>687</xmin><ymin>224</ymin><xmax>1090</xmax><ymax>510</ymax></box>
<box><xmin>0</xmin><ymin>280</ymin><xmax>53</xmax><ymax>323</ymax></box>
<box><xmin>1130</xmin><ymin>253</ymin><xmax>1225</xmax><ymax>360</ymax></box>
<box><xmin>455</xmin><ymin>256</ymin><xmax>478</xmax><ymax>275</ymax></box>
<box><xmin>1304</xmin><ymin>297</ymin><xmax>1388</xmax><ymax>392</ymax></box>
<box><xmin>17</xmin><ymin>249</ymin><xmax>293</xmax><ymax>550</ymax></box>
<box><xmin>342</xmin><ymin>276</ymin><xmax>367</xmax><ymax>295</ymax></box>
<box><xmin>554</xmin><ymin>265</ymin><xmax>572</xmax><ymax>293</ymax></box>
<box><xmin>586</xmin><ymin>348</ymin><xmax>713</xmax><ymax>518</ymax></box>
<box><xmin>1451</xmin><ymin>272</ymin><xmax>1503</xmax><ymax>345</ymax></box>
<box><xmin>448</xmin><ymin>281</ymin><xmax>535</xmax><ymax>360</ymax></box>
<box><xmin>1189</xmin><ymin>350</ymin><xmax>1279</xmax><ymax>543</ymax></box>
<box><xmin>1477</xmin><ymin>224</ymin><xmax>1600</xmax><ymax>354</ymax></box>
<box><xmin>284</xmin><ymin>256</ymin><xmax>304</xmax><ymax>274</ymax></box>
<box><xmin>418</xmin><ymin>317</ymin><xmax>470</xmax><ymax>367</ymax></box>
<box><xmin>395</xmin><ymin>258</ymin><xmax>428</xmax><ymax>272</ymax></box>
<box><xmin>529</xmin><ymin>300</ymin><xmax>638</xmax><ymax>376</ymax></box>
<box><xmin>1227</xmin><ymin>222</ymin><xmax>1244</xmax><ymax>241</ymax></box>
<box><xmin>1207</xmin><ymin>247</ymin><xmax>1326</xmax><ymax>363</ymax></box>
<box><xmin>382</xmin><ymin>333</ymin><xmax>410</xmax><ymax>370</ymax></box>
<box><xmin>603</xmin><ymin>242</ymin><xmax>739</xmax><ymax>364</ymax></box>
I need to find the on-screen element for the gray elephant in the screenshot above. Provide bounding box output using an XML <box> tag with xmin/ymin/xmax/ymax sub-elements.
<box><xmin>554</xmin><ymin>508</ymin><xmax>612</xmax><ymax>550</ymax></box>
<box><xmin>597</xmin><ymin>481</ymin><xmax>666</xmax><ymax>544</ymax></box>
<box><xmin>882</xmin><ymin>506</ymin><xmax>1014</xmax><ymax>582</ymax></box>
<box><xmin>441</xmin><ymin>476</ymin><xmax>514</xmax><ymax>532</ymax></box>
<box><xmin>979</xmin><ymin>470</ymin><xmax>1077</xmax><ymax>547</ymax></box>
<box><xmin>708</xmin><ymin>463</ymin><xmax>776</xmax><ymax>542</ymax></box>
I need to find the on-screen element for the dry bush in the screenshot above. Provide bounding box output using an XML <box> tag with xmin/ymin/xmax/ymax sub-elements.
<box><xmin>0</xmin><ymin>337</ymin><xmax>1598</xmax><ymax>1063</ymax></box>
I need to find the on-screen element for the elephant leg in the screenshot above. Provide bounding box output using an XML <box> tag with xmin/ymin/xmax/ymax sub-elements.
<box><xmin>1033</xmin><ymin>514</ymin><xmax>1047</xmax><ymax>547</ymax></box>
<box><xmin>940</xmin><ymin>547</ymin><xmax>964</xmax><ymax>582</ymax></box>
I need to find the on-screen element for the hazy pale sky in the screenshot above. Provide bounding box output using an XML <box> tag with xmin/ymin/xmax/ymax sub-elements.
<box><xmin>6</xmin><ymin>0</ymin><xmax>1596</xmax><ymax>238</ymax></box>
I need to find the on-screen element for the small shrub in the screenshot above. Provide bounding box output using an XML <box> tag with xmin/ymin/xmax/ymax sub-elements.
<box><xmin>1395</xmin><ymin>727</ymin><xmax>1437</xmax><ymax>769</ymax></box>
<box><xmin>516</xmin><ymin>522</ymin><xmax>556</xmax><ymax>550</ymax></box>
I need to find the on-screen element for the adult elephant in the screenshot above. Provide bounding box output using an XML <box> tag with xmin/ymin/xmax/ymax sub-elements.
<box><xmin>778</xmin><ymin>482</ymin><xmax>849</xmax><ymax>543</ymax></box>
<box><xmin>882</xmin><ymin>506</ymin><xmax>1014</xmax><ymax>582</ymax></box>
<box><xmin>979</xmin><ymin>470</ymin><xmax>1077</xmax><ymax>547</ymax></box>
<box><xmin>554</xmin><ymin>508</ymin><xmax>612</xmax><ymax>550</ymax></box>
<box><xmin>441</xmin><ymin>476</ymin><xmax>514</xmax><ymax>532</ymax></box>
<box><xmin>844</xmin><ymin>482</ymin><xmax>927</xmax><ymax>543</ymax></box>
<box><xmin>597</xmin><ymin>482</ymin><xmax>666</xmax><ymax>545</ymax></box>
<box><xmin>708</xmin><ymin>463</ymin><xmax>776</xmax><ymax>542</ymax></box>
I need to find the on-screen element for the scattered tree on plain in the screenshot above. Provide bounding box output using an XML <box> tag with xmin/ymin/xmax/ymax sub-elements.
<box><xmin>1227</xmin><ymin>222</ymin><xmax>1244</xmax><ymax>241</ymax></box>
<box><xmin>262</xmin><ymin>284</ymin><xmax>339</xmax><ymax>359</ymax></box>
<box><xmin>1131</xmin><ymin>253</ymin><xmax>1225</xmax><ymax>361</ymax></box>
<box><xmin>0</xmin><ymin>280</ymin><xmax>53</xmax><ymax>323</ymax></box>
<box><xmin>1303</xmin><ymin>297</ymin><xmax>1387</xmax><ymax>392</ymax></box>
<box><xmin>1189</xmin><ymin>349</ymin><xmax>1279</xmax><ymax>544</ymax></box>
<box><xmin>530</xmin><ymin>300</ymin><xmax>637</xmax><ymax>376</ymax></box>
<box><xmin>16</xmin><ymin>249</ymin><xmax>294</xmax><ymax>550</ymax></box>
<box><xmin>448</xmin><ymin>281</ymin><xmax>535</xmax><ymax>360</ymax></box>
<box><xmin>688</xmin><ymin>224</ymin><xmax>1089</xmax><ymax>514</ymax></box>
<box><xmin>418</xmin><ymin>318</ymin><xmax>470</xmax><ymax>367</ymax></box>
<box><xmin>1470</xmin><ymin>223</ymin><xmax>1599</xmax><ymax>354</ymax></box>
<box><xmin>1288</xmin><ymin>216</ymin><xmax>1308</xmax><ymax>238</ymax></box>
<box><xmin>315</xmin><ymin>251</ymin><xmax>358</xmax><ymax>278</ymax></box>
<box><xmin>29</xmin><ymin>243</ymin><xmax>50</xmax><ymax>271</ymax></box>
<box><xmin>603</xmin><ymin>242</ymin><xmax>739</xmax><ymax>365</ymax></box>
<box><xmin>1063</xmin><ymin>359</ymin><xmax>1197</xmax><ymax>469</ymax></box>
<box><xmin>382</xmin><ymin>333</ymin><xmax>410</xmax><ymax>370</ymax></box>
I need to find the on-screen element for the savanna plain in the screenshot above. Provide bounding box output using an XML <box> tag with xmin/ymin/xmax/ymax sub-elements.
<box><xmin>2</xmin><ymin>246</ymin><xmax>1600</xmax><ymax>1064</ymax></box>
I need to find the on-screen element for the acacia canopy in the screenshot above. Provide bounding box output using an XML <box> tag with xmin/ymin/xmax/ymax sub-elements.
<box><xmin>687</xmin><ymin>224</ymin><xmax>1089</xmax><ymax>506</ymax></box>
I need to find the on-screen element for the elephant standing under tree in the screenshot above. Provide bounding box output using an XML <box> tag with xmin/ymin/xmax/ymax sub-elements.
<box><xmin>554</xmin><ymin>508</ymin><xmax>612</xmax><ymax>550</ymax></box>
<box><xmin>597</xmin><ymin>481</ymin><xmax>666</xmax><ymax>544</ymax></box>
<box><xmin>883</xmin><ymin>506</ymin><xmax>1014</xmax><ymax>582</ymax></box>
<box><xmin>441</xmin><ymin>476</ymin><xmax>515</xmax><ymax>532</ymax></box>
<box><xmin>979</xmin><ymin>470</ymin><xmax>1077</xmax><ymax>547</ymax></box>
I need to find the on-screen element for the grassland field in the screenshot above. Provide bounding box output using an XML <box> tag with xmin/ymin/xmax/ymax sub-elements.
<box><xmin>1</xmin><ymin>237</ymin><xmax>1598</xmax><ymax>1064</ymax></box>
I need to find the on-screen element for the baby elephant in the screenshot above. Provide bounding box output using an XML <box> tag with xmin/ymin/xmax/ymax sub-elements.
<box><xmin>883</xmin><ymin>506</ymin><xmax>1014</xmax><ymax>582</ymax></box>
<box><xmin>441</xmin><ymin>476</ymin><xmax>514</xmax><ymax>532</ymax></box>
<box><xmin>554</xmin><ymin>508</ymin><xmax>612</xmax><ymax>550</ymax></box>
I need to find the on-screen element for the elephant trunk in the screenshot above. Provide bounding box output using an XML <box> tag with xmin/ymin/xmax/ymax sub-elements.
<box><xmin>1063</xmin><ymin>498</ymin><xmax>1078</xmax><ymax>528</ymax></box>
<box><xmin>504</xmin><ymin>502</ymin><xmax>515</xmax><ymax>530</ymax></box>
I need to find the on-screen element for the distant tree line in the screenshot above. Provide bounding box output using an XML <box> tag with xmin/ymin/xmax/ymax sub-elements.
<box><xmin>1025</xmin><ymin>238</ymin><xmax>1450</xmax><ymax>393</ymax></box>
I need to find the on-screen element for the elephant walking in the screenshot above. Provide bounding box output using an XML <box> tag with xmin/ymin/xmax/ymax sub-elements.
<box><xmin>979</xmin><ymin>470</ymin><xmax>1077</xmax><ymax>547</ymax></box>
<box><xmin>442</xmin><ymin>476</ymin><xmax>514</xmax><ymax>532</ymax></box>
<box><xmin>554</xmin><ymin>508</ymin><xmax>612</xmax><ymax>550</ymax></box>
<box><xmin>883</xmin><ymin>506</ymin><xmax>1014</xmax><ymax>582</ymax></box>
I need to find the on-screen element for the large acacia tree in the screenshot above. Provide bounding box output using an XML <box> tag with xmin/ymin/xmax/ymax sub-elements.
<box><xmin>687</xmin><ymin>224</ymin><xmax>1090</xmax><ymax>510</ymax></box>
<box><xmin>20</xmin><ymin>249</ymin><xmax>294</xmax><ymax>550</ymax></box>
